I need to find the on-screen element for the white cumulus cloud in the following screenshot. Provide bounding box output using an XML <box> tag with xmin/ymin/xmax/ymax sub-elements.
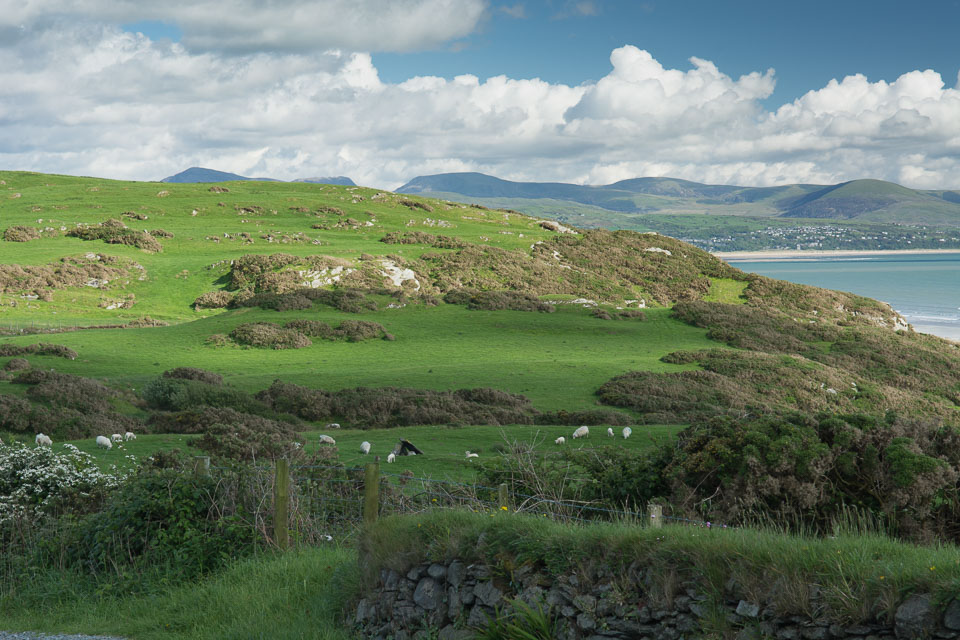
<box><xmin>0</xmin><ymin>0</ymin><xmax>487</xmax><ymax>53</ymax></box>
<box><xmin>1</xmin><ymin>26</ymin><xmax>960</xmax><ymax>190</ymax></box>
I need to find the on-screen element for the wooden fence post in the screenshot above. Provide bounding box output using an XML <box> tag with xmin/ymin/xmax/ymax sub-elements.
<box><xmin>274</xmin><ymin>458</ymin><xmax>290</xmax><ymax>550</ymax></box>
<box><xmin>648</xmin><ymin>502</ymin><xmax>663</xmax><ymax>529</ymax></box>
<box><xmin>193</xmin><ymin>456</ymin><xmax>210</xmax><ymax>478</ymax></box>
<box><xmin>363</xmin><ymin>462</ymin><xmax>380</xmax><ymax>528</ymax></box>
<box><xmin>498</xmin><ymin>483</ymin><xmax>511</xmax><ymax>512</ymax></box>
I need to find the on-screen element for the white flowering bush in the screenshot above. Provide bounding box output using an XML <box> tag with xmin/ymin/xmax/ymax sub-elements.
<box><xmin>0</xmin><ymin>439</ymin><xmax>131</xmax><ymax>524</ymax></box>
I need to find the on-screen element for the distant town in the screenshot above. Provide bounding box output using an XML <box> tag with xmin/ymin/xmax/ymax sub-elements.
<box><xmin>677</xmin><ymin>223</ymin><xmax>960</xmax><ymax>252</ymax></box>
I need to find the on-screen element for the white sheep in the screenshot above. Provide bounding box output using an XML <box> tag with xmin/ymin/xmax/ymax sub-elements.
<box><xmin>607</xmin><ymin>427</ymin><xmax>614</xmax><ymax>437</ymax></box>
<box><xmin>110</xmin><ymin>433</ymin><xmax>123</xmax><ymax>444</ymax></box>
<box><xmin>326</xmin><ymin>423</ymin><xmax>341</xmax><ymax>429</ymax></box>
<box><xmin>622</xmin><ymin>427</ymin><xmax>632</xmax><ymax>439</ymax></box>
<box><xmin>124</xmin><ymin>431</ymin><xmax>136</xmax><ymax>441</ymax></box>
<box><xmin>360</xmin><ymin>441</ymin><xmax>371</xmax><ymax>455</ymax></box>
<box><xmin>572</xmin><ymin>426</ymin><xmax>589</xmax><ymax>439</ymax></box>
<box><xmin>387</xmin><ymin>453</ymin><xmax>396</xmax><ymax>463</ymax></box>
<box><xmin>318</xmin><ymin>435</ymin><xmax>336</xmax><ymax>445</ymax></box>
<box><xmin>555</xmin><ymin>436</ymin><xmax>565</xmax><ymax>445</ymax></box>
<box><xmin>465</xmin><ymin>451</ymin><xmax>479</xmax><ymax>460</ymax></box>
<box><xmin>96</xmin><ymin>435</ymin><xmax>112</xmax><ymax>450</ymax></box>
<box><xmin>35</xmin><ymin>433</ymin><xmax>52</xmax><ymax>447</ymax></box>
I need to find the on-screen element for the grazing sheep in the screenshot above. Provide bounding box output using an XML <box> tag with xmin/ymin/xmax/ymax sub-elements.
<box><xmin>318</xmin><ymin>434</ymin><xmax>336</xmax><ymax>445</ymax></box>
<box><xmin>360</xmin><ymin>441</ymin><xmax>371</xmax><ymax>455</ymax></box>
<box><xmin>387</xmin><ymin>453</ymin><xmax>396</xmax><ymax>463</ymax></box>
<box><xmin>622</xmin><ymin>427</ymin><xmax>632</xmax><ymax>439</ymax></box>
<box><xmin>465</xmin><ymin>451</ymin><xmax>479</xmax><ymax>460</ymax></box>
<box><xmin>555</xmin><ymin>436</ymin><xmax>565</xmax><ymax>445</ymax></box>
<box><xmin>607</xmin><ymin>427</ymin><xmax>614</xmax><ymax>437</ymax></box>
<box><xmin>110</xmin><ymin>433</ymin><xmax>123</xmax><ymax>444</ymax></box>
<box><xmin>326</xmin><ymin>423</ymin><xmax>341</xmax><ymax>429</ymax></box>
<box><xmin>572</xmin><ymin>426</ymin><xmax>589</xmax><ymax>439</ymax></box>
<box><xmin>35</xmin><ymin>433</ymin><xmax>52</xmax><ymax>447</ymax></box>
<box><xmin>124</xmin><ymin>431</ymin><xmax>136</xmax><ymax>441</ymax></box>
<box><xmin>96</xmin><ymin>435</ymin><xmax>112</xmax><ymax>450</ymax></box>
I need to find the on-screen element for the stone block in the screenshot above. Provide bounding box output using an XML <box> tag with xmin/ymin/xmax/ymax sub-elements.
<box><xmin>896</xmin><ymin>594</ymin><xmax>936</xmax><ymax>639</ymax></box>
<box><xmin>414</xmin><ymin>577</ymin><xmax>442</xmax><ymax>610</ymax></box>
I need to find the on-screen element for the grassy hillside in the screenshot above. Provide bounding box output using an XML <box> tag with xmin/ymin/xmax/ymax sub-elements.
<box><xmin>2</xmin><ymin>168</ymin><xmax>959</xmax><ymax>441</ymax></box>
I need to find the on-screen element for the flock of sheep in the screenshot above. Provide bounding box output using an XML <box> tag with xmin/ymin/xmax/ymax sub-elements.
<box><xmin>314</xmin><ymin>424</ymin><xmax>633</xmax><ymax>462</ymax></box>
<box><xmin>33</xmin><ymin>431</ymin><xmax>136</xmax><ymax>449</ymax></box>
<box><xmin>34</xmin><ymin>424</ymin><xmax>633</xmax><ymax>460</ymax></box>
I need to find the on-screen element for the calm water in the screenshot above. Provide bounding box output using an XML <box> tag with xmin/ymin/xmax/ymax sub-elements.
<box><xmin>727</xmin><ymin>253</ymin><xmax>960</xmax><ymax>342</ymax></box>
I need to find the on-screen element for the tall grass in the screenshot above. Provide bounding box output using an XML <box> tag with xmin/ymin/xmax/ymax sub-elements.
<box><xmin>0</xmin><ymin>547</ymin><xmax>360</xmax><ymax>639</ymax></box>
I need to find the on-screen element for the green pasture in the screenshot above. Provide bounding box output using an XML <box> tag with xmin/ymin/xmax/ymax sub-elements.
<box><xmin>0</xmin><ymin>305</ymin><xmax>721</xmax><ymax>410</ymax></box>
<box><xmin>33</xmin><ymin>422</ymin><xmax>684</xmax><ymax>482</ymax></box>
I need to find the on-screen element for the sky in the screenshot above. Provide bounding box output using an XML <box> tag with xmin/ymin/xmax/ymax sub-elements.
<box><xmin>2</xmin><ymin>0</ymin><xmax>960</xmax><ymax>190</ymax></box>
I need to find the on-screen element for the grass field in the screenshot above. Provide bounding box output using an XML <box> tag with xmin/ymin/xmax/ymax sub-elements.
<box><xmin>25</xmin><ymin>422</ymin><xmax>684</xmax><ymax>483</ymax></box>
<box><xmin>0</xmin><ymin>305</ymin><xmax>719</xmax><ymax>410</ymax></box>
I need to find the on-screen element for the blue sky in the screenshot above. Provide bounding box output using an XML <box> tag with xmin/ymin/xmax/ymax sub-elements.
<box><xmin>126</xmin><ymin>0</ymin><xmax>960</xmax><ymax>106</ymax></box>
<box><xmin>2</xmin><ymin>0</ymin><xmax>960</xmax><ymax>188</ymax></box>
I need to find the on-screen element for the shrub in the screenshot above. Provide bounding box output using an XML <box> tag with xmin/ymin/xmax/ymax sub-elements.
<box><xmin>658</xmin><ymin>413</ymin><xmax>960</xmax><ymax>540</ymax></box>
<box><xmin>0</xmin><ymin>440</ymin><xmax>126</xmax><ymax>524</ymax></box>
<box><xmin>535</xmin><ymin>409</ymin><xmax>634</xmax><ymax>426</ymax></box>
<box><xmin>3</xmin><ymin>225</ymin><xmax>41</xmax><ymax>242</ymax></box>
<box><xmin>149</xmin><ymin>228</ymin><xmax>174</xmax><ymax>238</ymax></box>
<box><xmin>66</xmin><ymin>219</ymin><xmax>163</xmax><ymax>252</ymax></box>
<box><xmin>194</xmin><ymin>290</ymin><xmax>233</xmax><ymax>309</ymax></box>
<box><xmin>380</xmin><ymin>231</ymin><xmax>465</xmax><ymax>249</ymax></box>
<box><xmin>0</xmin><ymin>343</ymin><xmax>77</xmax><ymax>360</ymax></box>
<box><xmin>60</xmin><ymin>466</ymin><xmax>256</xmax><ymax>589</ymax></box>
<box><xmin>255</xmin><ymin>381</ymin><xmax>536</xmax><ymax>428</ymax></box>
<box><xmin>142</xmin><ymin>377</ymin><xmax>268</xmax><ymax>415</ymax></box>
<box><xmin>196</xmin><ymin>419</ymin><xmax>304</xmax><ymax>461</ymax></box>
<box><xmin>229</xmin><ymin>323</ymin><xmax>312</xmax><ymax>350</ymax></box>
<box><xmin>162</xmin><ymin>367</ymin><xmax>224</xmax><ymax>386</ymax></box>
<box><xmin>444</xmin><ymin>289</ymin><xmax>555</xmax><ymax>313</ymax></box>
<box><xmin>3</xmin><ymin>357</ymin><xmax>29</xmax><ymax>371</ymax></box>
<box><xmin>398</xmin><ymin>198</ymin><xmax>433</xmax><ymax>212</ymax></box>
<box><xmin>15</xmin><ymin>369</ymin><xmax>118</xmax><ymax>414</ymax></box>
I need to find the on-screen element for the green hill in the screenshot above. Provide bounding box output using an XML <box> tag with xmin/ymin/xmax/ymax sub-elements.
<box><xmin>1</xmin><ymin>168</ymin><xmax>959</xmax><ymax>446</ymax></box>
<box><xmin>398</xmin><ymin>172</ymin><xmax>960</xmax><ymax>231</ymax></box>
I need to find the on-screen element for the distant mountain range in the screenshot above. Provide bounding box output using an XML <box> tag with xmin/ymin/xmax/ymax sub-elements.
<box><xmin>162</xmin><ymin>167</ymin><xmax>355</xmax><ymax>186</ymax></box>
<box><xmin>397</xmin><ymin>172</ymin><xmax>960</xmax><ymax>226</ymax></box>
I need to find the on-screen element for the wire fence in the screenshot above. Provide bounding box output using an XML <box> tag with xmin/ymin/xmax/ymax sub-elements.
<box><xmin>199</xmin><ymin>456</ymin><xmax>734</xmax><ymax>549</ymax></box>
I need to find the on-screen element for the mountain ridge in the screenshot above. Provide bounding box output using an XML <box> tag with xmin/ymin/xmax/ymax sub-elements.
<box><xmin>162</xmin><ymin>167</ymin><xmax>355</xmax><ymax>186</ymax></box>
<box><xmin>397</xmin><ymin>172</ymin><xmax>960</xmax><ymax>225</ymax></box>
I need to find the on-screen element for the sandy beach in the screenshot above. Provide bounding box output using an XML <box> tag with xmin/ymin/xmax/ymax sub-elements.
<box><xmin>713</xmin><ymin>248</ymin><xmax>960</xmax><ymax>261</ymax></box>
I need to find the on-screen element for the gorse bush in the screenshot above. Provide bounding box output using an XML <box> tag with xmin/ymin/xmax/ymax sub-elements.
<box><xmin>284</xmin><ymin>319</ymin><xmax>392</xmax><ymax>342</ymax></box>
<box><xmin>162</xmin><ymin>367</ymin><xmax>224</xmax><ymax>386</ymax></box>
<box><xmin>0</xmin><ymin>440</ymin><xmax>127</xmax><ymax>524</ymax></box>
<box><xmin>66</xmin><ymin>218</ymin><xmax>162</xmax><ymax>252</ymax></box>
<box><xmin>3</xmin><ymin>225</ymin><xmax>41</xmax><ymax>242</ymax></box>
<box><xmin>380</xmin><ymin>231</ymin><xmax>465</xmax><ymax>249</ymax></box>
<box><xmin>256</xmin><ymin>381</ymin><xmax>537</xmax><ymax>428</ymax></box>
<box><xmin>142</xmin><ymin>377</ymin><xmax>268</xmax><ymax>414</ymax></box>
<box><xmin>228</xmin><ymin>322</ymin><xmax>312</xmax><ymax>350</ymax></box>
<box><xmin>657</xmin><ymin>412</ymin><xmax>960</xmax><ymax>541</ymax></box>
<box><xmin>0</xmin><ymin>343</ymin><xmax>78</xmax><ymax>359</ymax></box>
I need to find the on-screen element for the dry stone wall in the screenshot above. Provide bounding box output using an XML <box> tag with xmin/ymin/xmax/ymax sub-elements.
<box><xmin>354</xmin><ymin>559</ymin><xmax>960</xmax><ymax>640</ymax></box>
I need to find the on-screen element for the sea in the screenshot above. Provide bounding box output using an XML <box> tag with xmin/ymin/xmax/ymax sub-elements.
<box><xmin>724</xmin><ymin>253</ymin><xmax>960</xmax><ymax>342</ymax></box>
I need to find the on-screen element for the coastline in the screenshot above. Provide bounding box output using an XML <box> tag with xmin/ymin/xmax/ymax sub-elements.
<box><xmin>713</xmin><ymin>248</ymin><xmax>960</xmax><ymax>261</ymax></box>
